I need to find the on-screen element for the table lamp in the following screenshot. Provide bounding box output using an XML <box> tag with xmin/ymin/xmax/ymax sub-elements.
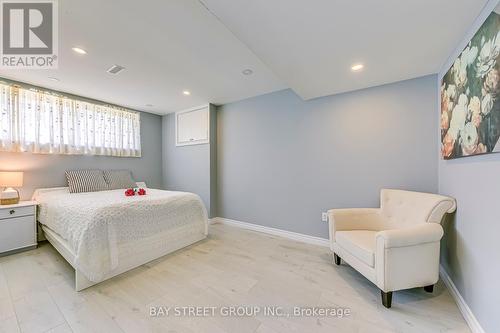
<box><xmin>0</xmin><ymin>172</ymin><xmax>23</xmax><ymax>205</ymax></box>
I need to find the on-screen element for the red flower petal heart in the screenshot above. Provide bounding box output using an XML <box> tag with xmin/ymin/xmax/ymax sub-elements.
<box><xmin>125</xmin><ymin>188</ymin><xmax>135</xmax><ymax>196</ymax></box>
<box><xmin>138</xmin><ymin>188</ymin><xmax>146</xmax><ymax>195</ymax></box>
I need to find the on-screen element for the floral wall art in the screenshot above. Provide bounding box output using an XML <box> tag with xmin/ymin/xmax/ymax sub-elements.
<box><xmin>441</xmin><ymin>10</ymin><xmax>500</xmax><ymax>159</ymax></box>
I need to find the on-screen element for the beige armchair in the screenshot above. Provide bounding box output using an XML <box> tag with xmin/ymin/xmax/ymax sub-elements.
<box><xmin>328</xmin><ymin>189</ymin><xmax>456</xmax><ymax>308</ymax></box>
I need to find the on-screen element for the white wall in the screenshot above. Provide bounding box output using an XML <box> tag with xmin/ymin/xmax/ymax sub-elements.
<box><xmin>438</xmin><ymin>1</ymin><xmax>500</xmax><ymax>332</ymax></box>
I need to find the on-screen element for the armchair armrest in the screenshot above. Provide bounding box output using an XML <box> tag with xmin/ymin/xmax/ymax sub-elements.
<box><xmin>375</xmin><ymin>223</ymin><xmax>443</xmax><ymax>249</ymax></box>
<box><xmin>375</xmin><ymin>223</ymin><xmax>444</xmax><ymax>292</ymax></box>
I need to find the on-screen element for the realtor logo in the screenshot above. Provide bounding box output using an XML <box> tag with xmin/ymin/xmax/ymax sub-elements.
<box><xmin>1</xmin><ymin>0</ymin><xmax>58</xmax><ymax>68</ymax></box>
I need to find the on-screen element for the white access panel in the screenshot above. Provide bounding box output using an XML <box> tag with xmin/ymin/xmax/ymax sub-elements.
<box><xmin>175</xmin><ymin>105</ymin><xmax>210</xmax><ymax>146</ymax></box>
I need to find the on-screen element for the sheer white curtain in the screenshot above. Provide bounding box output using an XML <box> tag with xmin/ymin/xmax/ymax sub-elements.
<box><xmin>0</xmin><ymin>83</ymin><xmax>141</xmax><ymax>157</ymax></box>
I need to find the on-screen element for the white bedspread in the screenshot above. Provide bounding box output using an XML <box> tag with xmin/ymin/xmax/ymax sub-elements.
<box><xmin>33</xmin><ymin>188</ymin><xmax>208</xmax><ymax>282</ymax></box>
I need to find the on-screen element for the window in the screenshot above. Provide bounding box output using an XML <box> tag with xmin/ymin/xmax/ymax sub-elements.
<box><xmin>0</xmin><ymin>82</ymin><xmax>141</xmax><ymax>157</ymax></box>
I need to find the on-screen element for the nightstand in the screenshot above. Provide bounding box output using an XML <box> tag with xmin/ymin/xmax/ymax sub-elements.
<box><xmin>0</xmin><ymin>201</ymin><xmax>37</xmax><ymax>256</ymax></box>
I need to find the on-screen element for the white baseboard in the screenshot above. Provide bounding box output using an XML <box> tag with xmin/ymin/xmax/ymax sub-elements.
<box><xmin>440</xmin><ymin>266</ymin><xmax>485</xmax><ymax>333</ymax></box>
<box><xmin>210</xmin><ymin>217</ymin><xmax>329</xmax><ymax>247</ymax></box>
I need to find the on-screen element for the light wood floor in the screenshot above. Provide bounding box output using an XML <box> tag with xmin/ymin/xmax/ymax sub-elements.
<box><xmin>0</xmin><ymin>223</ymin><xmax>470</xmax><ymax>333</ymax></box>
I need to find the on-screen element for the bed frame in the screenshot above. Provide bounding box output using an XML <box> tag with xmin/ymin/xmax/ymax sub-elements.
<box><xmin>36</xmin><ymin>182</ymin><xmax>208</xmax><ymax>291</ymax></box>
<box><xmin>42</xmin><ymin>226</ymin><xmax>96</xmax><ymax>290</ymax></box>
<box><xmin>42</xmin><ymin>225</ymin><xmax>207</xmax><ymax>291</ymax></box>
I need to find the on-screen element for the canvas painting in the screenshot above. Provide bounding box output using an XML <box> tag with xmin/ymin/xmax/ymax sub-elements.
<box><xmin>441</xmin><ymin>10</ymin><xmax>500</xmax><ymax>159</ymax></box>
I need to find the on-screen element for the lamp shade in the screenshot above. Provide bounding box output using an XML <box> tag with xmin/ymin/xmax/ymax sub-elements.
<box><xmin>0</xmin><ymin>172</ymin><xmax>23</xmax><ymax>187</ymax></box>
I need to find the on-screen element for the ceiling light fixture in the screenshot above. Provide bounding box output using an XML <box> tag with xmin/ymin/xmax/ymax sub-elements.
<box><xmin>145</xmin><ymin>104</ymin><xmax>153</xmax><ymax>107</ymax></box>
<box><xmin>72</xmin><ymin>47</ymin><xmax>87</xmax><ymax>55</ymax></box>
<box><xmin>183</xmin><ymin>90</ymin><xmax>191</xmax><ymax>96</ymax></box>
<box><xmin>242</xmin><ymin>69</ymin><xmax>253</xmax><ymax>75</ymax></box>
<box><xmin>351</xmin><ymin>64</ymin><xmax>364</xmax><ymax>72</ymax></box>
<box><xmin>48</xmin><ymin>77</ymin><xmax>60</xmax><ymax>82</ymax></box>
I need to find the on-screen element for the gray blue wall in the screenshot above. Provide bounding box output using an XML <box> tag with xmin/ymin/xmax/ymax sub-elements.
<box><xmin>161</xmin><ymin>105</ymin><xmax>217</xmax><ymax>217</ymax></box>
<box><xmin>0</xmin><ymin>112</ymin><xmax>163</xmax><ymax>200</ymax></box>
<box><xmin>216</xmin><ymin>75</ymin><xmax>439</xmax><ymax>238</ymax></box>
<box><xmin>438</xmin><ymin>1</ymin><xmax>500</xmax><ymax>332</ymax></box>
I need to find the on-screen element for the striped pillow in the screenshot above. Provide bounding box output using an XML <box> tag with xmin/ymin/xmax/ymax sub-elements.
<box><xmin>65</xmin><ymin>170</ymin><xmax>109</xmax><ymax>193</ymax></box>
<box><xmin>103</xmin><ymin>170</ymin><xmax>136</xmax><ymax>190</ymax></box>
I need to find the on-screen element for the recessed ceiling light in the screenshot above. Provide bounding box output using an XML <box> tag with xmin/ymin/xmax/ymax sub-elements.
<box><xmin>72</xmin><ymin>47</ymin><xmax>87</xmax><ymax>55</ymax></box>
<box><xmin>183</xmin><ymin>90</ymin><xmax>191</xmax><ymax>96</ymax></box>
<box><xmin>48</xmin><ymin>77</ymin><xmax>60</xmax><ymax>82</ymax></box>
<box><xmin>351</xmin><ymin>64</ymin><xmax>364</xmax><ymax>72</ymax></box>
<box><xmin>242</xmin><ymin>69</ymin><xmax>253</xmax><ymax>75</ymax></box>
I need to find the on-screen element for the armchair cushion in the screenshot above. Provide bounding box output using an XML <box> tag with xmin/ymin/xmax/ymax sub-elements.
<box><xmin>336</xmin><ymin>231</ymin><xmax>376</xmax><ymax>267</ymax></box>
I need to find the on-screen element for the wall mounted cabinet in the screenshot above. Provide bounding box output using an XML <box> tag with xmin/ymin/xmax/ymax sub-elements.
<box><xmin>175</xmin><ymin>105</ymin><xmax>209</xmax><ymax>146</ymax></box>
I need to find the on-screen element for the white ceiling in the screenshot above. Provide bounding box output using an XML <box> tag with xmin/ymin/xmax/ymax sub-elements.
<box><xmin>201</xmin><ymin>0</ymin><xmax>489</xmax><ymax>100</ymax></box>
<box><xmin>0</xmin><ymin>0</ymin><xmax>285</xmax><ymax>114</ymax></box>
<box><xmin>0</xmin><ymin>0</ymin><xmax>490</xmax><ymax>113</ymax></box>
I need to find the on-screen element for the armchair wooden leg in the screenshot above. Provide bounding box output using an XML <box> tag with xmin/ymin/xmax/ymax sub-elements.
<box><xmin>381</xmin><ymin>290</ymin><xmax>392</xmax><ymax>308</ymax></box>
<box><xmin>424</xmin><ymin>284</ymin><xmax>434</xmax><ymax>293</ymax></box>
<box><xmin>333</xmin><ymin>253</ymin><xmax>341</xmax><ymax>265</ymax></box>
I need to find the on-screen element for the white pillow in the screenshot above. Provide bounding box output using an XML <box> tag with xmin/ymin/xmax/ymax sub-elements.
<box><xmin>103</xmin><ymin>170</ymin><xmax>136</xmax><ymax>190</ymax></box>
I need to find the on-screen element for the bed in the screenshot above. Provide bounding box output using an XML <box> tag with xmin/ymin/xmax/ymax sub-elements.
<box><xmin>33</xmin><ymin>186</ymin><xmax>208</xmax><ymax>291</ymax></box>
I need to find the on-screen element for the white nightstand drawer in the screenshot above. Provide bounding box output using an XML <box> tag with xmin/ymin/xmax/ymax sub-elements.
<box><xmin>0</xmin><ymin>205</ymin><xmax>35</xmax><ymax>220</ymax></box>
<box><xmin>0</xmin><ymin>215</ymin><xmax>36</xmax><ymax>253</ymax></box>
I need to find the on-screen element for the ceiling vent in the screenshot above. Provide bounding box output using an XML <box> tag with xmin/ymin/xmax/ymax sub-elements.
<box><xmin>106</xmin><ymin>64</ymin><xmax>125</xmax><ymax>75</ymax></box>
